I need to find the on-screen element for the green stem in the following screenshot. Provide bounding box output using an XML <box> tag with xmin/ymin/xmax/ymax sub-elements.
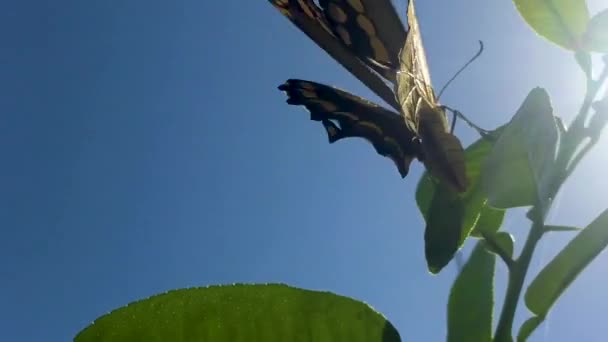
<box><xmin>494</xmin><ymin>220</ymin><xmax>544</xmax><ymax>342</ymax></box>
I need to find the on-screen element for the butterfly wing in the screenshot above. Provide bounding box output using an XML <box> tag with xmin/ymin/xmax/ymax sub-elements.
<box><xmin>395</xmin><ymin>0</ymin><xmax>468</xmax><ymax>192</ymax></box>
<box><xmin>317</xmin><ymin>0</ymin><xmax>406</xmax><ymax>81</ymax></box>
<box><xmin>269</xmin><ymin>0</ymin><xmax>404</xmax><ymax>110</ymax></box>
<box><xmin>278</xmin><ymin>79</ymin><xmax>420</xmax><ymax>178</ymax></box>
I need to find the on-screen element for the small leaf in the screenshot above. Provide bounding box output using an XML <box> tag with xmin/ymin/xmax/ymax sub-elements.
<box><xmin>517</xmin><ymin>316</ymin><xmax>544</xmax><ymax>342</ymax></box>
<box><xmin>482</xmin><ymin>88</ymin><xmax>559</xmax><ymax>211</ymax></box>
<box><xmin>483</xmin><ymin>232</ymin><xmax>515</xmax><ymax>259</ymax></box>
<box><xmin>470</xmin><ymin>205</ymin><xmax>506</xmax><ymax>238</ymax></box>
<box><xmin>574</xmin><ymin>50</ymin><xmax>592</xmax><ymax>78</ymax></box>
<box><xmin>448</xmin><ymin>241</ymin><xmax>495</xmax><ymax>342</ymax></box>
<box><xmin>416</xmin><ymin>127</ymin><xmax>504</xmax><ymax>273</ymax></box>
<box><xmin>513</xmin><ymin>0</ymin><xmax>590</xmax><ymax>50</ymax></box>
<box><xmin>75</xmin><ymin>283</ymin><xmax>401</xmax><ymax>342</ymax></box>
<box><xmin>525</xmin><ymin>209</ymin><xmax>608</xmax><ymax>318</ymax></box>
<box><xmin>583</xmin><ymin>9</ymin><xmax>608</xmax><ymax>52</ymax></box>
<box><xmin>544</xmin><ymin>225</ymin><xmax>581</xmax><ymax>232</ymax></box>
<box><xmin>424</xmin><ymin>186</ymin><xmax>466</xmax><ymax>274</ymax></box>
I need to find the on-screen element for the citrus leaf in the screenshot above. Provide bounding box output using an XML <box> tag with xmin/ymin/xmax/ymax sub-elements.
<box><xmin>483</xmin><ymin>232</ymin><xmax>515</xmax><ymax>259</ymax></box>
<box><xmin>517</xmin><ymin>316</ymin><xmax>544</xmax><ymax>342</ymax></box>
<box><xmin>470</xmin><ymin>205</ymin><xmax>506</xmax><ymax>238</ymax></box>
<box><xmin>513</xmin><ymin>0</ymin><xmax>590</xmax><ymax>50</ymax></box>
<box><xmin>583</xmin><ymin>9</ymin><xmax>608</xmax><ymax>52</ymax></box>
<box><xmin>416</xmin><ymin>127</ymin><xmax>504</xmax><ymax>273</ymax></box>
<box><xmin>423</xmin><ymin>185</ymin><xmax>466</xmax><ymax>274</ymax></box>
<box><xmin>448</xmin><ymin>241</ymin><xmax>495</xmax><ymax>342</ymax></box>
<box><xmin>75</xmin><ymin>283</ymin><xmax>401</xmax><ymax>342</ymax></box>
<box><xmin>482</xmin><ymin>88</ymin><xmax>558</xmax><ymax>210</ymax></box>
<box><xmin>525</xmin><ymin>209</ymin><xmax>608</xmax><ymax>317</ymax></box>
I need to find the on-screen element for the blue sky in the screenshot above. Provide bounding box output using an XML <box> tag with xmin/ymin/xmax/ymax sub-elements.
<box><xmin>2</xmin><ymin>0</ymin><xmax>607</xmax><ymax>341</ymax></box>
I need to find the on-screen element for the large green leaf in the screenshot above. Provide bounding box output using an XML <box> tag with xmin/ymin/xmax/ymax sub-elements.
<box><xmin>448</xmin><ymin>241</ymin><xmax>495</xmax><ymax>342</ymax></box>
<box><xmin>75</xmin><ymin>283</ymin><xmax>400</xmax><ymax>342</ymax></box>
<box><xmin>523</xmin><ymin>209</ymin><xmax>608</xmax><ymax>339</ymax></box>
<box><xmin>482</xmin><ymin>88</ymin><xmax>558</xmax><ymax>210</ymax></box>
<box><xmin>583</xmin><ymin>9</ymin><xmax>608</xmax><ymax>52</ymax></box>
<box><xmin>513</xmin><ymin>0</ymin><xmax>589</xmax><ymax>50</ymax></box>
<box><xmin>416</xmin><ymin>127</ymin><xmax>504</xmax><ymax>273</ymax></box>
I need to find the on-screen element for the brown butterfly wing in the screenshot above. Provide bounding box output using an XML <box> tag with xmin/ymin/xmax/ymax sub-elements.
<box><xmin>396</xmin><ymin>0</ymin><xmax>468</xmax><ymax>192</ymax></box>
<box><xmin>278</xmin><ymin>79</ymin><xmax>421</xmax><ymax>178</ymax></box>
<box><xmin>269</xmin><ymin>0</ymin><xmax>402</xmax><ymax>110</ymax></box>
<box><xmin>317</xmin><ymin>0</ymin><xmax>406</xmax><ymax>82</ymax></box>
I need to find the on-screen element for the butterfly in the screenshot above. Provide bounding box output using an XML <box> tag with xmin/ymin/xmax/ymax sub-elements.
<box><xmin>270</xmin><ymin>0</ymin><xmax>469</xmax><ymax>192</ymax></box>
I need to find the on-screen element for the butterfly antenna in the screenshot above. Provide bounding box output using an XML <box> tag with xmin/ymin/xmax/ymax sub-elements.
<box><xmin>437</xmin><ymin>41</ymin><xmax>484</xmax><ymax>100</ymax></box>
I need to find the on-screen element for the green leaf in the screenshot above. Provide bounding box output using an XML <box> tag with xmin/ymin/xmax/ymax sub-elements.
<box><xmin>544</xmin><ymin>225</ymin><xmax>582</xmax><ymax>232</ymax></box>
<box><xmin>574</xmin><ymin>50</ymin><xmax>592</xmax><ymax>78</ymax></box>
<box><xmin>525</xmin><ymin>209</ymin><xmax>608</xmax><ymax>318</ymax></box>
<box><xmin>513</xmin><ymin>0</ymin><xmax>589</xmax><ymax>50</ymax></box>
<box><xmin>583</xmin><ymin>9</ymin><xmax>608</xmax><ymax>52</ymax></box>
<box><xmin>448</xmin><ymin>241</ymin><xmax>495</xmax><ymax>342</ymax></box>
<box><xmin>423</xmin><ymin>185</ymin><xmax>466</xmax><ymax>274</ymax></box>
<box><xmin>470</xmin><ymin>205</ymin><xmax>506</xmax><ymax>238</ymax></box>
<box><xmin>517</xmin><ymin>316</ymin><xmax>544</xmax><ymax>342</ymax></box>
<box><xmin>482</xmin><ymin>88</ymin><xmax>558</xmax><ymax>211</ymax></box>
<box><xmin>75</xmin><ymin>283</ymin><xmax>401</xmax><ymax>342</ymax></box>
<box><xmin>483</xmin><ymin>232</ymin><xmax>514</xmax><ymax>259</ymax></box>
<box><xmin>416</xmin><ymin>128</ymin><xmax>504</xmax><ymax>273</ymax></box>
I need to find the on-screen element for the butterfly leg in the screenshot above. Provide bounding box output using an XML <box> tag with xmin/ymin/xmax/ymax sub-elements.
<box><xmin>441</xmin><ymin>105</ymin><xmax>492</xmax><ymax>139</ymax></box>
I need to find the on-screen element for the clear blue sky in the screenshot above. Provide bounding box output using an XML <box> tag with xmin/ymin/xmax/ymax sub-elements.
<box><xmin>2</xmin><ymin>1</ymin><xmax>607</xmax><ymax>341</ymax></box>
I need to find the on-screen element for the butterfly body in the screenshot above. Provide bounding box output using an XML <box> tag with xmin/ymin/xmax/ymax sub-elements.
<box><xmin>271</xmin><ymin>0</ymin><xmax>469</xmax><ymax>193</ymax></box>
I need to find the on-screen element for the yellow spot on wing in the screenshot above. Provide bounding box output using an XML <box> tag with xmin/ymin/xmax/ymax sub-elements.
<box><xmin>328</xmin><ymin>3</ymin><xmax>348</xmax><ymax>23</ymax></box>
<box><xmin>299</xmin><ymin>82</ymin><xmax>316</xmax><ymax>91</ymax></box>
<box><xmin>346</xmin><ymin>0</ymin><xmax>365</xmax><ymax>13</ymax></box>
<box><xmin>334</xmin><ymin>112</ymin><xmax>359</xmax><ymax>121</ymax></box>
<box><xmin>358</xmin><ymin>121</ymin><xmax>383</xmax><ymax>135</ymax></box>
<box><xmin>297</xmin><ymin>0</ymin><xmax>315</xmax><ymax>19</ymax></box>
<box><xmin>300</xmin><ymin>89</ymin><xmax>317</xmax><ymax>98</ymax></box>
<box><xmin>370</xmin><ymin>36</ymin><xmax>389</xmax><ymax>64</ymax></box>
<box><xmin>335</xmin><ymin>26</ymin><xmax>352</xmax><ymax>46</ymax></box>
<box><xmin>356</xmin><ymin>15</ymin><xmax>376</xmax><ymax>35</ymax></box>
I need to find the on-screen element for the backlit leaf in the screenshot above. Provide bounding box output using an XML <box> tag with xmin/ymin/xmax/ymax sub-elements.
<box><xmin>525</xmin><ymin>209</ymin><xmax>608</xmax><ymax>318</ymax></box>
<box><xmin>416</xmin><ymin>127</ymin><xmax>504</xmax><ymax>273</ymax></box>
<box><xmin>75</xmin><ymin>283</ymin><xmax>401</xmax><ymax>342</ymax></box>
<box><xmin>482</xmin><ymin>88</ymin><xmax>558</xmax><ymax>211</ymax></box>
<box><xmin>513</xmin><ymin>0</ymin><xmax>589</xmax><ymax>50</ymax></box>
<box><xmin>448</xmin><ymin>241</ymin><xmax>495</xmax><ymax>342</ymax></box>
<box><xmin>483</xmin><ymin>232</ymin><xmax>514</xmax><ymax>260</ymax></box>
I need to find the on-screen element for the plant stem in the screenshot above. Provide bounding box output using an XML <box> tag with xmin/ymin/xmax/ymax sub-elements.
<box><xmin>494</xmin><ymin>219</ymin><xmax>544</xmax><ymax>342</ymax></box>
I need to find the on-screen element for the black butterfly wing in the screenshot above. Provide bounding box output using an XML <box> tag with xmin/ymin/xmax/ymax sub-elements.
<box><xmin>317</xmin><ymin>0</ymin><xmax>406</xmax><ymax>81</ymax></box>
<box><xmin>269</xmin><ymin>0</ymin><xmax>401</xmax><ymax>111</ymax></box>
<box><xmin>278</xmin><ymin>79</ymin><xmax>420</xmax><ymax>178</ymax></box>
